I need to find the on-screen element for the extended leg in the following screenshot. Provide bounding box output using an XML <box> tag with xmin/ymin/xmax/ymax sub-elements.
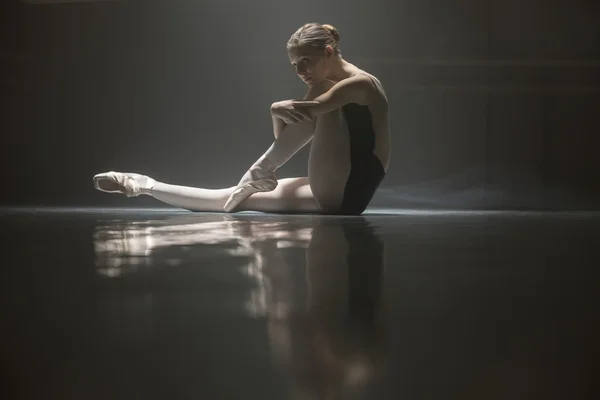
<box><xmin>93</xmin><ymin>172</ymin><xmax>320</xmax><ymax>213</ymax></box>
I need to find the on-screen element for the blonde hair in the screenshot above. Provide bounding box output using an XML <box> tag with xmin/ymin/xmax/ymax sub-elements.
<box><xmin>287</xmin><ymin>23</ymin><xmax>342</xmax><ymax>57</ymax></box>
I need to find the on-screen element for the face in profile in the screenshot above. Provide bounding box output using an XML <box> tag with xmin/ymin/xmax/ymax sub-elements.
<box><xmin>288</xmin><ymin>44</ymin><xmax>333</xmax><ymax>87</ymax></box>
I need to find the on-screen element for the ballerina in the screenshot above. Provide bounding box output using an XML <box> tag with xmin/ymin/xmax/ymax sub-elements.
<box><xmin>93</xmin><ymin>23</ymin><xmax>390</xmax><ymax>215</ymax></box>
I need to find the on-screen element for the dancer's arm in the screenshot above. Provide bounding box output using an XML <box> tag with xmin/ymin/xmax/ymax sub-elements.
<box><xmin>294</xmin><ymin>75</ymin><xmax>375</xmax><ymax>117</ymax></box>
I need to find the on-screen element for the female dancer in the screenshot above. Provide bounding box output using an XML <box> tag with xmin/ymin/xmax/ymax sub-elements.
<box><xmin>93</xmin><ymin>23</ymin><xmax>391</xmax><ymax>215</ymax></box>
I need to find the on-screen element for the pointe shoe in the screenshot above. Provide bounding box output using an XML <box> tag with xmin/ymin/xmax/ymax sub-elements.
<box><xmin>223</xmin><ymin>169</ymin><xmax>278</xmax><ymax>212</ymax></box>
<box><xmin>93</xmin><ymin>171</ymin><xmax>156</xmax><ymax>197</ymax></box>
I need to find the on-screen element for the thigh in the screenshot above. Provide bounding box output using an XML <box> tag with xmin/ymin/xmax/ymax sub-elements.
<box><xmin>238</xmin><ymin>177</ymin><xmax>321</xmax><ymax>214</ymax></box>
<box><xmin>308</xmin><ymin>109</ymin><xmax>352</xmax><ymax>213</ymax></box>
<box><xmin>308</xmin><ymin>109</ymin><xmax>387</xmax><ymax>215</ymax></box>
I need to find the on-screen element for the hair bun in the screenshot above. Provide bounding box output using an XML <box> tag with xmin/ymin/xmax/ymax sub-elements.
<box><xmin>322</xmin><ymin>24</ymin><xmax>340</xmax><ymax>43</ymax></box>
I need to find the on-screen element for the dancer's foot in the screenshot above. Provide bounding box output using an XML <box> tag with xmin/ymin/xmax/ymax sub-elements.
<box><xmin>223</xmin><ymin>161</ymin><xmax>278</xmax><ymax>212</ymax></box>
<box><xmin>93</xmin><ymin>171</ymin><xmax>156</xmax><ymax>197</ymax></box>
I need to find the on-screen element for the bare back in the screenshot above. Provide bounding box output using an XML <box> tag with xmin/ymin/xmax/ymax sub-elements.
<box><xmin>355</xmin><ymin>69</ymin><xmax>391</xmax><ymax>171</ymax></box>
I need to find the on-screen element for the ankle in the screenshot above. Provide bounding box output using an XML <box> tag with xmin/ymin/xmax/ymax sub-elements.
<box><xmin>252</xmin><ymin>156</ymin><xmax>277</xmax><ymax>173</ymax></box>
<box><xmin>137</xmin><ymin>176</ymin><xmax>157</xmax><ymax>195</ymax></box>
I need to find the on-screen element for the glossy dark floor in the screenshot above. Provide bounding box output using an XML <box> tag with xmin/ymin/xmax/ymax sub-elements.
<box><xmin>1</xmin><ymin>207</ymin><xmax>598</xmax><ymax>400</ymax></box>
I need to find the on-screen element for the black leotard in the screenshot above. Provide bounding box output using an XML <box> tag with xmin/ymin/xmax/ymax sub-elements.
<box><xmin>338</xmin><ymin>103</ymin><xmax>386</xmax><ymax>215</ymax></box>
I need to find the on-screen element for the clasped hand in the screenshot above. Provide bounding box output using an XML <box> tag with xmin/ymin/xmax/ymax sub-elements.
<box><xmin>271</xmin><ymin>100</ymin><xmax>319</xmax><ymax>124</ymax></box>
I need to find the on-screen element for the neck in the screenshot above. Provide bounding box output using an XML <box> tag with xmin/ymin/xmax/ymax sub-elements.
<box><xmin>326</xmin><ymin>57</ymin><xmax>353</xmax><ymax>81</ymax></box>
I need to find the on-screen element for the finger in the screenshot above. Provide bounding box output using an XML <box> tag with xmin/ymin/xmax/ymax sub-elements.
<box><xmin>295</xmin><ymin>108</ymin><xmax>313</xmax><ymax>121</ymax></box>
<box><xmin>292</xmin><ymin>110</ymin><xmax>312</xmax><ymax>122</ymax></box>
<box><xmin>287</xmin><ymin>110</ymin><xmax>304</xmax><ymax>123</ymax></box>
<box><xmin>296</xmin><ymin>110</ymin><xmax>314</xmax><ymax>122</ymax></box>
<box><xmin>285</xmin><ymin>114</ymin><xmax>301</xmax><ymax>124</ymax></box>
<box><xmin>293</xmin><ymin>101</ymin><xmax>320</xmax><ymax>107</ymax></box>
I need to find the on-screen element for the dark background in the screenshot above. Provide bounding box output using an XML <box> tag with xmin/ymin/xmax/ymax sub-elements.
<box><xmin>2</xmin><ymin>0</ymin><xmax>599</xmax><ymax>209</ymax></box>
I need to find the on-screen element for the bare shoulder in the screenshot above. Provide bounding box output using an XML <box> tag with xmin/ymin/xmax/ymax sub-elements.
<box><xmin>354</xmin><ymin>70</ymin><xmax>387</xmax><ymax>103</ymax></box>
<box><xmin>347</xmin><ymin>71</ymin><xmax>385</xmax><ymax>104</ymax></box>
<box><xmin>350</xmin><ymin>69</ymin><xmax>380</xmax><ymax>87</ymax></box>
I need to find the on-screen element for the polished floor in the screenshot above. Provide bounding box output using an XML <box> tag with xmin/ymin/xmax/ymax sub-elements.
<box><xmin>1</xmin><ymin>207</ymin><xmax>598</xmax><ymax>400</ymax></box>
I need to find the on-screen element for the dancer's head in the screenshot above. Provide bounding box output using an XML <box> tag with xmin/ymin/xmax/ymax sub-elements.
<box><xmin>287</xmin><ymin>23</ymin><xmax>342</xmax><ymax>86</ymax></box>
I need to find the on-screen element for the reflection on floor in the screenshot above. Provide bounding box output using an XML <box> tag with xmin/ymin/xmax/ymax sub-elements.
<box><xmin>1</xmin><ymin>207</ymin><xmax>598</xmax><ymax>400</ymax></box>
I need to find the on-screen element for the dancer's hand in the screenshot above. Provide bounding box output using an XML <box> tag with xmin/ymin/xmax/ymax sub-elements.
<box><xmin>271</xmin><ymin>100</ymin><xmax>319</xmax><ymax>124</ymax></box>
